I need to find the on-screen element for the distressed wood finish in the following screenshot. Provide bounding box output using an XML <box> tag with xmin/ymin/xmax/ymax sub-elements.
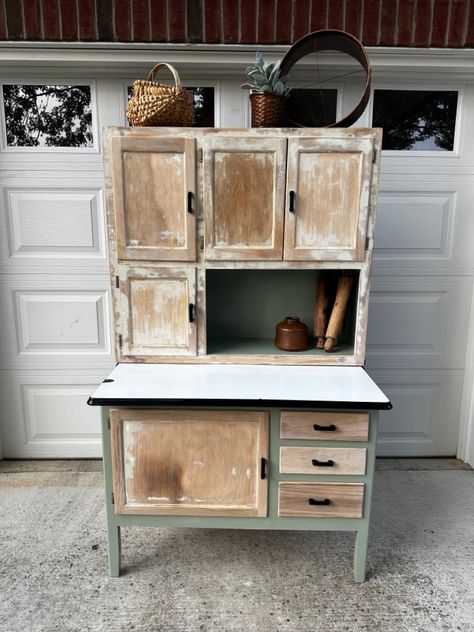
<box><xmin>280</xmin><ymin>446</ymin><xmax>367</xmax><ymax>475</ymax></box>
<box><xmin>203</xmin><ymin>137</ymin><xmax>287</xmax><ymax>260</ymax></box>
<box><xmin>284</xmin><ymin>137</ymin><xmax>374</xmax><ymax>261</ymax></box>
<box><xmin>278</xmin><ymin>482</ymin><xmax>365</xmax><ymax>518</ymax></box>
<box><xmin>110</xmin><ymin>409</ymin><xmax>269</xmax><ymax>516</ymax></box>
<box><xmin>280</xmin><ymin>411</ymin><xmax>369</xmax><ymax>441</ymax></box>
<box><xmin>111</xmin><ymin>136</ymin><xmax>196</xmax><ymax>261</ymax></box>
<box><xmin>118</xmin><ymin>266</ymin><xmax>197</xmax><ymax>357</ymax></box>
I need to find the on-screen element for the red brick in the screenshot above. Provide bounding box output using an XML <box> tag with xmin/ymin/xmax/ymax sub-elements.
<box><xmin>41</xmin><ymin>0</ymin><xmax>60</xmax><ymax>39</ymax></box>
<box><xmin>240</xmin><ymin>0</ymin><xmax>257</xmax><ymax>43</ymax></box>
<box><xmin>448</xmin><ymin>0</ymin><xmax>469</xmax><ymax>46</ymax></box>
<box><xmin>150</xmin><ymin>0</ymin><xmax>167</xmax><ymax>41</ymax></box>
<box><xmin>78</xmin><ymin>0</ymin><xmax>95</xmax><ymax>40</ymax></box>
<box><xmin>379</xmin><ymin>0</ymin><xmax>397</xmax><ymax>45</ymax></box>
<box><xmin>5</xmin><ymin>0</ymin><xmax>24</xmax><ymax>38</ymax></box>
<box><xmin>344</xmin><ymin>0</ymin><xmax>363</xmax><ymax>39</ymax></box>
<box><xmin>223</xmin><ymin>0</ymin><xmax>239</xmax><ymax>43</ymax></box>
<box><xmin>465</xmin><ymin>1</ymin><xmax>474</xmax><ymax>46</ymax></box>
<box><xmin>310</xmin><ymin>0</ymin><xmax>327</xmax><ymax>31</ymax></box>
<box><xmin>275</xmin><ymin>0</ymin><xmax>291</xmax><ymax>42</ymax></box>
<box><xmin>362</xmin><ymin>0</ymin><xmax>380</xmax><ymax>44</ymax></box>
<box><xmin>60</xmin><ymin>0</ymin><xmax>78</xmax><ymax>40</ymax></box>
<box><xmin>24</xmin><ymin>0</ymin><xmax>41</xmax><ymax>39</ymax></box>
<box><xmin>204</xmin><ymin>0</ymin><xmax>220</xmax><ymax>42</ymax></box>
<box><xmin>293</xmin><ymin>0</ymin><xmax>310</xmax><ymax>41</ymax></box>
<box><xmin>169</xmin><ymin>0</ymin><xmax>186</xmax><ymax>41</ymax></box>
<box><xmin>258</xmin><ymin>0</ymin><xmax>275</xmax><ymax>43</ymax></box>
<box><xmin>413</xmin><ymin>0</ymin><xmax>432</xmax><ymax>46</ymax></box>
<box><xmin>431</xmin><ymin>0</ymin><xmax>450</xmax><ymax>45</ymax></box>
<box><xmin>327</xmin><ymin>0</ymin><xmax>345</xmax><ymax>30</ymax></box>
<box><xmin>0</xmin><ymin>0</ymin><xmax>6</xmax><ymax>39</ymax></box>
<box><xmin>132</xmin><ymin>0</ymin><xmax>149</xmax><ymax>41</ymax></box>
<box><xmin>396</xmin><ymin>0</ymin><xmax>415</xmax><ymax>45</ymax></box>
<box><xmin>97</xmin><ymin>0</ymin><xmax>113</xmax><ymax>40</ymax></box>
<box><xmin>187</xmin><ymin>0</ymin><xmax>203</xmax><ymax>43</ymax></box>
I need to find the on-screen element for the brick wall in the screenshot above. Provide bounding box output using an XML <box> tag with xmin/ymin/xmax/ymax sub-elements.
<box><xmin>1</xmin><ymin>0</ymin><xmax>473</xmax><ymax>47</ymax></box>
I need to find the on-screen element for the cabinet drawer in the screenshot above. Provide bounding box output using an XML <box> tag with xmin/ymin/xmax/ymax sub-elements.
<box><xmin>278</xmin><ymin>482</ymin><xmax>364</xmax><ymax>518</ymax></box>
<box><xmin>280</xmin><ymin>447</ymin><xmax>366</xmax><ymax>475</ymax></box>
<box><xmin>280</xmin><ymin>411</ymin><xmax>369</xmax><ymax>441</ymax></box>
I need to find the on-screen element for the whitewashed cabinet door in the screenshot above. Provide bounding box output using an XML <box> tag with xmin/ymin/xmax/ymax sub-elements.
<box><xmin>111</xmin><ymin>136</ymin><xmax>196</xmax><ymax>261</ymax></box>
<box><xmin>284</xmin><ymin>137</ymin><xmax>374</xmax><ymax>261</ymax></box>
<box><xmin>117</xmin><ymin>267</ymin><xmax>197</xmax><ymax>358</ymax></box>
<box><xmin>203</xmin><ymin>137</ymin><xmax>287</xmax><ymax>260</ymax></box>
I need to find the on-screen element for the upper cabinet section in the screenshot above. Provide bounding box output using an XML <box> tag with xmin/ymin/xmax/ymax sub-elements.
<box><xmin>284</xmin><ymin>138</ymin><xmax>374</xmax><ymax>262</ymax></box>
<box><xmin>203</xmin><ymin>137</ymin><xmax>287</xmax><ymax>260</ymax></box>
<box><xmin>111</xmin><ymin>136</ymin><xmax>196</xmax><ymax>262</ymax></box>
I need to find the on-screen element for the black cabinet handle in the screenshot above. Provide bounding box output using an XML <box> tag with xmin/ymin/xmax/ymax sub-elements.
<box><xmin>313</xmin><ymin>424</ymin><xmax>336</xmax><ymax>432</ymax></box>
<box><xmin>312</xmin><ymin>459</ymin><xmax>335</xmax><ymax>467</ymax></box>
<box><xmin>289</xmin><ymin>190</ymin><xmax>296</xmax><ymax>213</ymax></box>
<box><xmin>260</xmin><ymin>458</ymin><xmax>267</xmax><ymax>480</ymax></box>
<box><xmin>308</xmin><ymin>498</ymin><xmax>331</xmax><ymax>506</ymax></box>
<box><xmin>187</xmin><ymin>191</ymin><xmax>194</xmax><ymax>214</ymax></box>
<box><xmin>188</xmin><ymin>303</ymin><xmax>195</xmax><ymax>323</ymax></box>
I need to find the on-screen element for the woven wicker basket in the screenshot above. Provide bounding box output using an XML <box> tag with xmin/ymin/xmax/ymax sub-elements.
<box><xmin>126</xmin><ymin>62</ymin><xmax>194</xmax><ymax>127</ymax></box>
<box><xmin>250</xmin><ymin>92</ymin><xmax>285</xmax><ymax>127</ymax></box>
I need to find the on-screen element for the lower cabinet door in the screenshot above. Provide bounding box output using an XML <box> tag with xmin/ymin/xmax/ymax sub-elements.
<box><xmin>110</xmin><ymin>409</ymin><xmax>269</xmax><ymax>517</ymax></box>
<box><xmin>278</xmin><ymin>482</ymin><xmax>364</xmax><ymax>518</ymax></box>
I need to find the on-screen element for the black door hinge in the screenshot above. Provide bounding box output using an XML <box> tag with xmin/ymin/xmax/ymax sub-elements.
<box><xmin>118</xmin><ymin>334</ymin><xmax>122</xmax><ymax>348</ymax></box>
<box><xmin>199</xmin><ymin>148</ymin><xmax>203</xmax><ymax>163</ymax></box>
<box><xmin>373</xmin><ymin>149</ymin><xmax>377</xmax><ymax>163</ymax></box>
<box><xmin>111</xmin><ymin>492</ymin><xmax>115</xmax><ymax>505</ymax></box>
<box><xmin>115</xmin><ymin>276</ymin><xmax>119</xmax><ymax>288</ymax></box>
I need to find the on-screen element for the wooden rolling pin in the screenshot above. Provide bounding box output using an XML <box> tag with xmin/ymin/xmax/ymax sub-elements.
<box><xmin>324</xmin><ymin>274</ymin><xmax>353</xmax><ymax>352</ymax></box>
<box><xmin>313</xmin><ymin>273</ymin><xmax>329</xmax><ymax>349</ymax></box>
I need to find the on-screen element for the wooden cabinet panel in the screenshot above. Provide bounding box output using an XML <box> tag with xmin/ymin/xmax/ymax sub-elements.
<box><xmin>111</xmin><ymin>136</ymin><xmax>196</xmax><ymax>261</ymax></box>
<box><xmin>278</xmin><ymin>482</ymin><xmax>364</xmax><ymax>518</ymax></box>
<box><xmin>280</xmin><ymin>411</ymin><xmax>369</xmax><ymax>441</ymax></box>
<box><xmin>118</xmin><ymin>267</ymin><xmax>196</xmax><ymax>357</ymax></box>
<box><xmin>110</xmin><ymin>409</ymin><xmax>269</xmax><ymax>516</ymax></box>
<box><xmin>280</xmin><ymin>447</ymin><xmax>367</xmax><ymax>475</ymax></box>
<box><xmin>203</xmin><ymin>137</ymin><xmax>287</xmax><ymax>260</ymax></box>
<box><xmin>284</xmin><ymin>137</ymin><xmax>374</xmax><ymax>261</ymax></box>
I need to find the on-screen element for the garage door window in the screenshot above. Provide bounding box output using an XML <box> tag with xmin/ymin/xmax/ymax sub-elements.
<box><xmin>372</xmin><ymin>89</ymin><xmax>458</xmax><ymax>151</ymax></box>
<box><xmin>1</xmin><ymin>84</ymin><xmax>94</xmax><ymax>149</ymax></box>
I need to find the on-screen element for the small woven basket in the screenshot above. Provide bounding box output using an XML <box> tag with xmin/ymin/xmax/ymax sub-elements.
<box><xmin>250</xmin><ymin>92</ymin><xmax>285</xmax><ymax>127</ymax></box>
<box><xmin>126</xmin><ymin>62</ymin><xmax>194</xmax><ymax>127</ymax></box>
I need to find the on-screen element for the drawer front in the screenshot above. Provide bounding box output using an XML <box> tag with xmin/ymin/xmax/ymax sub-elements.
<box><xmin>280</xmin><ymin>411</ymin><xmax>369</xmax><ymax>441</ymax></box>
<box><xmin>280</xmin><ymin>447</ymin><xmax>366</xmax><ymax>475</ymax></box>
<box><xmin>278</xmin><ymin>482</ymin><xmax>364</xmax><ymax>518</ymax></box>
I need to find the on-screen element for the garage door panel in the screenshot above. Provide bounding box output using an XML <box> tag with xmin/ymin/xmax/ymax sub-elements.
<box><xmin>367</xmin><ymin>368</ymin><xmax>464</xmax><ymax>456</ymax></box>
<box><xmin>366</xmin><ymin>277</ymin><xmax>473</xmax><ymax>370</ymax></box>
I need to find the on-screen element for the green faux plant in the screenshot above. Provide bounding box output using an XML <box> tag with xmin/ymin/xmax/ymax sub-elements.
<box><xmin>241</xmin><ymin>52</ymin><xmax>290</xmax><ymax>97</ymax></box>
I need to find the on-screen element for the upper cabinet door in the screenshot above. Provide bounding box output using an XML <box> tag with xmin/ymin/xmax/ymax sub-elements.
<box><xmin>284</xmin><ymin>137</ymin><xmax>374</xmax><ymax>261</ymax></box>
<box><xmin>111</xmin><ymin>136</ymin><xmax>196</xmax><ymax>261</ymax></box>
<box><xmin>117</xmin><ymin>267</ymin><xmax>197</xmax><ymax>358</ymax></box>
<box><xmin>203</xmin><ymin>137</ymin><xmax>287</xmax><ymax>260</ymax></box>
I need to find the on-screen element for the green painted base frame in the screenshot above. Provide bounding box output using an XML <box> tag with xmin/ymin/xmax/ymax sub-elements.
<box><xmin>100</xmin><ymin>407</ymin><xmax>378</xmax><ymax>583</ymax></box>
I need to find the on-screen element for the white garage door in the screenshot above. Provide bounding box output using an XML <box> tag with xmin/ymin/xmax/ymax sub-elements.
<box><xmin>0</xmin><ymin>55</ymin><xmax>473</xmax><ymax>459</ymax></box>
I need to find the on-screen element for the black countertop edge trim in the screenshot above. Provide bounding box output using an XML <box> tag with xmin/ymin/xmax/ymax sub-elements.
<box><xmin>87</xmin><ymin>397</ymin><xmax>392</xmax><ymax>410</ymax></box>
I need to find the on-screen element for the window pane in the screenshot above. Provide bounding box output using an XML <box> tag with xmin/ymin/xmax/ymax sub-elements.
<box><xmin>2</xmin><ymin>84</ymin><xmax>93</xmax><ymax>148</ymax></box>
<box><xmin>283</xmin><ymin>89</ymin><xmax>337</xmax><ymax>127</ymax></box>
<box><xmin>127</xmin><ymin>85</ymin><xmax>215</xmax><ymax>127</ymax></box>
<box><xmin>373</xmin><ymin>89</ymin><xmax>458</xmax><ymax>151</ymax></box>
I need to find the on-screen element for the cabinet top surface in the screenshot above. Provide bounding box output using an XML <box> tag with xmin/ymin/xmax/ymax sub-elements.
<box><xmin>88</xmin><ymin>364</ymin><xmax>391</xmax><ymax>409</ymax></box>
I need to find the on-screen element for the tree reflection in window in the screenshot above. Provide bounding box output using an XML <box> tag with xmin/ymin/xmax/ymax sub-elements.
<box><xmin>2</xmin><ymin>84</ymin><xmax>93</xmax><ymax>147</ymax></box>
<box><xmin>126</xmin><ymin>86</ymin><xmax>214</xmax><ymax>127</ymax></box>
<box><xmin>373</xmin><ymin>90</ymin><xmax>458</xmax><ymax>151</ymax></box>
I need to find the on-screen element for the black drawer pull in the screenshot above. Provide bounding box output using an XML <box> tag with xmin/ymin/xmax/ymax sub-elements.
<box><xmin>188</xmin><ymin>303</ymin><xmax>195</xmax><ymax>323</ymax></box>
<box><xmin>313</xmin><ymin>424</ymin><xmax>337</xmax><ymax>432</ymax></box>
<box><xmin>289</xmin><ymin>190</ymin><xmax>296</xmax><ymax>213</ymax></box>
<box><xmin>308</xmin><ymin>498</ymin><xmax>331</xmax><ymax>506</ymax></box>
<box><xmin>187</xmin><ymin>191</ymin><xmax>194</xmax><ymax>214</ymax></box>
<box><xmin>260</xmin><ymin>457</ymin><xmax>267</xmax><ymax>480</ymax></box>
<box><xmin>312</xmin><ymin>459</ymin><xmax>334</xmax><ymax>467</ymax></box>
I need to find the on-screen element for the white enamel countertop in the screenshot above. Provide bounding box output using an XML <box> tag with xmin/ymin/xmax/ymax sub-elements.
<box><xmin>88</xmin><ymin>364</ymin><xmax>391</xmax><ymax>409</ymax></box>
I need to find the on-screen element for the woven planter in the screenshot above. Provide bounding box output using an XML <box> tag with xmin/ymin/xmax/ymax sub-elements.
<box><xmin>250</xmin><ymin>92</ymin><xmax>285</xmax><ymax>128</ymax></box>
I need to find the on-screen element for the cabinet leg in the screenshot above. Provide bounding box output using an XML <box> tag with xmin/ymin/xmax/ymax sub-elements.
<box><xmin>354</xmin><ymin>527</ymin><xmax>369</xmax><ymax>583</ymax></box>
<box><xmin>108</xmin><ymin>524</ymin><xmax>121</xmax><ymax>577</ymax></box>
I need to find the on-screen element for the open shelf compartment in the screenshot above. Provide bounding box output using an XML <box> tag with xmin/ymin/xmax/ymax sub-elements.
<box><xmin>205</xmin><ymin>269</ymin><xmax>359</xmax><ymax>358</ymax></box>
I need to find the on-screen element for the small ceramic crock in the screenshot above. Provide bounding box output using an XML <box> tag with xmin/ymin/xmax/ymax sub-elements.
<box><xmin>274</xmin><ymin>316</ymin><xmax>309</xmax><ymax>351</ymax></box>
